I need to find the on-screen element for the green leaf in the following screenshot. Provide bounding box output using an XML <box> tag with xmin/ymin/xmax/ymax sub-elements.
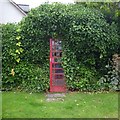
<box><xmin>16</xmin><ymin>42</ymin><xmax>21</xmax><ymax>46</ymax></box>
<box><xmin>15</xmin><ymin>50</ymin><xmax>20</xmax><ymax>54</ymax></box>
<box><xmin>16</xmin><ymin>36</ymin><xmax>21</xmax><ymax>40</ymax></box>
<box><xmin>16</xmin><ymin>58</ymin><xmax>20</xmax><ymax>63</ymax></box>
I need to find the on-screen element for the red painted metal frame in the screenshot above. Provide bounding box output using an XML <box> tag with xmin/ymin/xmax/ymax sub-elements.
<box><xmin>49</xmin><ymin>38</ymin><xmax>66</xmax><ymax>92</ymax></box>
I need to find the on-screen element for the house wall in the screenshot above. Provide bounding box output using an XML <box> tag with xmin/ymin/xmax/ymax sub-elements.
<box><xmin>0</xmin><ymin>0</ymin><xmax>26</xmax><ymax>24</ymax></box>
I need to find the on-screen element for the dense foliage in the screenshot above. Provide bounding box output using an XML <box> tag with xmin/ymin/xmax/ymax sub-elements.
<box><xmin>2</xmin><ymin>3</ymin><xmax>120</xmax><ymax>92</ymax></box>
<box><xmin>2</xmin><ymin>24</ymin><xmax>23</xmax><ymax>89</ymax></box>
<box><xmin>2</xmin><ymin>24</ymin><xmax>49</xmax><ymax>92</ymax></box>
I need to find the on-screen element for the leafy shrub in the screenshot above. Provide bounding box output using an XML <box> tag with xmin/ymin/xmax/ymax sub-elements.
<box><xmin>2</xmin><ymin>62</ymin><xmax>49</xmax><ymax>92</ymax></box>
<box><xmin>2</xmin><ymin>23</ymin><xmax>17</xmax><ymax>67</ymax></box>
<box><xmin>99</xmin><ymin>59</ymin><xmax>120</xmax><ymax>91</ymax></box>
<box><xmin>63</xmin><ymin>12</ymin><xmax>119</xmax><ymax>74</ymax></box>
<box><xmin>2</xmin><ymin>23</ymin><xmax>23</xmax><ymax>90</ymax></box>
<box><xmin>2</xmin><ymin>3</ymin><xmax>120</xmax><ymax>92</ymax></box>
<box><xmin>62</xmin><ymin>51</ymin><xmax>100</xmax><ymax>91</ymax></box>
<box><xmin>15</xmin><ymin>63</ymin><xmax>49</xmax><ymax>92</ymax></box>
<box><xmin>2</xmin><ymin>24</ymin><xmax>49</xmax><ymax>92</ymax></box>
<box><xmin>19</xmin><ymin>3</ymin><xmax>119</xmax><ymax>91</ymax></box>
<box><xmin>2</xmin><ymin>24</ymin><xmax>24</xmax><ymax>65</ymax></box>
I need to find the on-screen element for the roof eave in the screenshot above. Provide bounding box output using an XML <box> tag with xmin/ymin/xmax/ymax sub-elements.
<box><xmin>9</xmin><ymin>0</ymin><xmax>27</xmax><ymax>16</ymax></box>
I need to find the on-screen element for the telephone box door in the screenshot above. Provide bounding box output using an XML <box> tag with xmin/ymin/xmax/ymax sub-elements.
<box><xmin>50</xmin><ymin>38</ymin><xmax>66</xmax><ymax>92</ymax></box>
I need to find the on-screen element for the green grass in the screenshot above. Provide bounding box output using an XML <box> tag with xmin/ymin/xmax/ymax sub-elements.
<box><xmin>2</xmin><ymin>91</ymin><xmax>118</xmax><ymax>118</ymax></box>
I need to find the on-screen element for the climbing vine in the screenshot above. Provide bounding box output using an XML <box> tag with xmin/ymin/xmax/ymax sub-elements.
<box><xmin>2</xmin><ymin>3</ymin><xmax>120</xmax><ymax>92</ymax></box>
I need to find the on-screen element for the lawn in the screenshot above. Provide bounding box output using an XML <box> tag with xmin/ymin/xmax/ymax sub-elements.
<box><xmin>2</xmin><ymin>91</ymin><xmax>118</xmax><ymax>118</ymax></box>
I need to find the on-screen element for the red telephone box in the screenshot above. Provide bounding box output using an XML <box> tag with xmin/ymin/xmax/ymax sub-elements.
<box><xmin>50</xmin><ymin>38</ymin><xmax>66</xmax><ymax>92</ymax></box>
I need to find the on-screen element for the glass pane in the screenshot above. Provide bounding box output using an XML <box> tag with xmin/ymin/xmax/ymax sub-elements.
<box><xmin>52</xmin><ymin>41</ymin><xmax>54</xmax><ymax>45</ymax></box>
<box><xmin>52</xmin><ymin>64</ymin><xmax>55</xmax><ymax>68</ymax></box>
<box><xmin>52</xmin><ymin>46</ymin><xmax>55</xmax><ymax>50</ymax></box>
<box><xmin>52</xmin><ymin>79</ymin><xmax>65</xmax><ymax>86</ymax></box>
<box><xmin>56</xmin><ymin>45</ymin><xmax>62</xmax><ymax>50</ymax></box>
<box><xmin>54</xmin><ymin>52</ymin><xmax>62</xmax><ymax>57</ymax></box>
<box><xmin>52</xmin><ymin>75</ymin><xmax>64</xmax><ymax>79</ymax></box>
<box><xmin>52</xmin><ymin>69</ymin><xmax>64</xmax><ymax>73</ymax></box>
<box><xmin>55</xmin><ymin>69</ymin><xmax>64</xmax><ymax>73</ymax></box>
<box><xmin>54</xmin><ymin>58</ymin><xmax>62</xmax><ymax>62</ymax></box>
<box><xmin>52</xmin><ymin>52</ymin><xmax>55</xmax><ymax>57</ymax></box>
<box><xmin>52</xmin><ymin>52</ymin><xmax>62</xmax><ymax>57</ymax></box>
<box><xmin>55</xmin><ymin>75</ymin><xmax>64</xmax><ymax>79</ymax></box>
<box><xmin>55</xmin><ymin>63</ymin><xmax>62</xmax><ymax>68</ymax></box>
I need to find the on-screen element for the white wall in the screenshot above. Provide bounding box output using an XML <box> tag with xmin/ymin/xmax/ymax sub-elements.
<box><xmin>0</xmin><ymin>0</ymin><xmax>26</xmax><ymax>24</ymax></box>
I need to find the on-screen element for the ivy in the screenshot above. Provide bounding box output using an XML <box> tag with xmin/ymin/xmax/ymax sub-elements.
<box><xmin>19</xmin><ymin>3</ymin><xmax>120</xmax><ymax>91</ymax></box>
<box><xmin>2</xmin><ymin>3</ymin><xmax>120</xmax><ymax>92</ymax></box>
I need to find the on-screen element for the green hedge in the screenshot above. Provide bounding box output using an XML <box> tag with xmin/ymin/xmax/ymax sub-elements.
<box><xmin>19</xmin><ymin>3</ymin><xmax>119</xmax><ymax>91</ymax></box>
<box><xmin>2</xmin><ymin>62</ymin><xmax>49</xmax><ymax>92</ymax></box>
<box><xmin>2</xmin><ymin>3</ymin><xmax>120</xmax><ymax>92</ymax></box>
<box><xmin>2</xmin><ymin>24</ymin><xmax>49</xmax><ymax>92</ymax></box>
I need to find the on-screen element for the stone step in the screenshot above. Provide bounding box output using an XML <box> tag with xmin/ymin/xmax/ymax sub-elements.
<box><xmin>46</xmin><ymin>93</ymin><xmax>66</xmax><ymax>98</ymax></box>
<box><xmin>46</xmin><ymin>93</ymin><xmax>66</xmax><ymax>102</ymax></box>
